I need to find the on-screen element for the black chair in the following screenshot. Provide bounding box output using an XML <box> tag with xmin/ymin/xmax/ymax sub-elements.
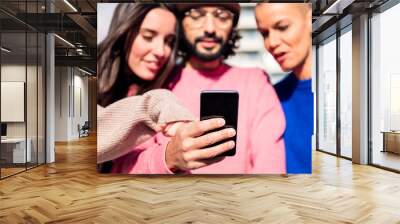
<box><xmin>79</xmin><ymin>121</ymin><xmax>90</xmax><ymax>138</ymax></box>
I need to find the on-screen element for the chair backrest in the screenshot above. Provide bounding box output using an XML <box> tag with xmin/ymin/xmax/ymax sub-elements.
<box><xmin>82</xmin><ymin>121</ymin><xmax>90</xmax><ymax>129</ymax></box>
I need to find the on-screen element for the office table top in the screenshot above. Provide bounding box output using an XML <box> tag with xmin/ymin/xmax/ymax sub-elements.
<box><xmin>380</xmin><ymin>131</ymin><xmax>400</xmax><ymax>134</ymax></box>
<box><xmin>1</xmin><ymin>138</ymin><xmax>27</xmax><ymax>143</ymax></box>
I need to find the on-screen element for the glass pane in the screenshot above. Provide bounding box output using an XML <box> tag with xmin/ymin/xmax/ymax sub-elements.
<box><xmin>371</xmin><ymin>3</ymin><xmax>400</xmax><ymax>171</ymax></box>
<box><xmin>318</xmin><ymin>35</ymin><xmax>337</xmax><ymax>154</ymax></box>
<box><xmin>339</xmin><ymin>28</ymin><xmax>352</xmax><ymax>158</ymax></box>
<box><xmin>38</xmin><ymin>32</ymin><xmax>45</xmax><ymax>165</ymax></box>
<box><xmin>27</xmin><ymin>31</ymin><xmax>38</xmax><ymax>169</ymax></box>
<box><xmin>1</xmin><ymin>30</ymin><xmax>27</xmax><ymax>177</ymax></box>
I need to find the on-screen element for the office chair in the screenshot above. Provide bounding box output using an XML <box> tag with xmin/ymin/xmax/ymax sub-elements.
<box><xmin>79</xmin><ymin>121</ymin><xmax>90</xmax><ymax>138</ymax></box>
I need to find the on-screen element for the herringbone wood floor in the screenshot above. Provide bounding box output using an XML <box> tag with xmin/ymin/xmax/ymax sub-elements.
<box><xmin>1</xmin><ymin>134</ymin><xmax>400</xmax><ymax>224</ymax></box>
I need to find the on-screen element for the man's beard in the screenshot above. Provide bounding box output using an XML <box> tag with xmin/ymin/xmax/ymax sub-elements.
<box><xmin>183</xmin><ymin>34</ymin><xmax>227</xmax><ymax>62</ymax></box>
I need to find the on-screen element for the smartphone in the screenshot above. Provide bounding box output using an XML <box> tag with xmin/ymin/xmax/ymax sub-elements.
<box><xmin>200</xmin><ymin>90</ymin><xmax>239</xmax><ymax>156</ymax></box>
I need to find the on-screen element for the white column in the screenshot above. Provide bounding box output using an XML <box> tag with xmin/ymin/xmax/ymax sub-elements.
<box><xmin>46</xmin><ymin>33</ymin><xmax>55</xmax><ymax>163</ymax></box>
<box><xmin>45</xmin><ymin>0</ymin><xmax>55</xmax><ymax>163</ymax></box>
<box><xmin>352</xmin><ymin>14</ymin><xmax>369</xmax><ymax>164</ymax></box>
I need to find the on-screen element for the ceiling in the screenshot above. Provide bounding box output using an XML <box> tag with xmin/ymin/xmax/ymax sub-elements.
<box><xmin>0</xmin><ymin>0</ymin><xmax>394</xmax><ymax>74</ymax></box>
<box><xmin>311</xmin><ymin>0</ymin><xmax>390</xmax><ymax>43</ymax></box>
<box><xmin>0</xmin><ymin>0</ymin><xmax>99</xmax><ymax>73</ymax></box>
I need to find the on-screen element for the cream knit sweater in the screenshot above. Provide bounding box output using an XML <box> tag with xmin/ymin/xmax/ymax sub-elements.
<box><xmin>97</xmin><ymin>89</ymin><xmax>195</xmax><ymax>163</ymax></box>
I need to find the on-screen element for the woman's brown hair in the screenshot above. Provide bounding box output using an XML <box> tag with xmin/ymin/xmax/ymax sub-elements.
<box><xmin>97</xmin><ymin>3</ymin><xmax>179</xmax><ymax>107</ymax></box>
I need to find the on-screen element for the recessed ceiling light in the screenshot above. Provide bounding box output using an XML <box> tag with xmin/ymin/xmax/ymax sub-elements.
<box><xmin>1</xmin><ymin>47</ymin><xmax>11</xmax><ymax>53</ymax></box>
<box><xmin>78</xmin><ymin>67</ymin><xmax>93</xmax><ymax>76</ymax></box>
<box><xmin>323</xmin><ymin>0</ymin><xmax>355</xmax><ymax>15</ymax></box>
<box><xmin>54</xmin><ymin>34</ymin><xmax>75</xmax><ymax>48</ymax></box>
<box><xmin>63</xmin><ymin>0</ymin><xmax>78</xmax><ymax>12</ymax></box>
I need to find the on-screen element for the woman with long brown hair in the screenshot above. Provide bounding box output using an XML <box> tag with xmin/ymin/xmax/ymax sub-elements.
<box><xmin>97</xmin><ymin>3</ymin><xmax>194</xmax><ymax>173</ymax></box>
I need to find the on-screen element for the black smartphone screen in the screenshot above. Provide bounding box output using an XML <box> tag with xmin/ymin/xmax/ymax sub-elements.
<box><xmin>200</xmin><ymin>90</ymin><xmax>239</xmax><ymax>156</ymax></box>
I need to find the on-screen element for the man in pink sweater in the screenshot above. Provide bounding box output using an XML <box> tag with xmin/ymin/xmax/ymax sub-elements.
<box><xmin>112</xmin><ymin>3</ymin><xmax>286</xmax><ymax>174</ymax></box>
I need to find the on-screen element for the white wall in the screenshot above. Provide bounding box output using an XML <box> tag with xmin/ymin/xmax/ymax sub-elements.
<box><xmin>1</xmin><ymin>64</ymin><xmax>46</xmax><ymax>163</ymax></box>
<box><xmin>55</xmin><ymin>66</ymin><xmax>69</xmax><ymax>141</ymax></box>
<box><xmin>72</xmin><ymin>73</ymin><xmax>89</xmax><ymax>138</ymax></box>
<box><xmin>54</xmin><ymin>67</ymin><xmax>89</xmax><ymax>141</ymax></box>
<box><xmin>1</xmin><ymin>64</ymin><xmax>36</xmax><ymax>137</ymax></box>
<box><xmin>1</xmin><ymin>65</ymin><xmax>26</xmax><ymax>142</ymax></box>
<box><xmin>1</xmin><ymin>65</ymin><xmax>33</xmax><ymax>138</ymax></box>
<box><xmin>1</xmin><ymin>65</ymin><xmax>26</xmax><ymax>80</ymax></box>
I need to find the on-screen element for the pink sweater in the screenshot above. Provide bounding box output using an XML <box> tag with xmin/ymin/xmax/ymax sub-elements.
<box><xmin>97</xmin><ymin>89</ymin><xmax>195</xmax><ymax>163</ymax></box>
<box><xmin>112</xmin><ymin>64</ymin><xmax>286</xmax><ymax>174</ymax></box>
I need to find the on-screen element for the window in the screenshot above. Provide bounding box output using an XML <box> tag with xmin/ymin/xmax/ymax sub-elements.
<box><xmin>317</xmin><ymin>35</ymin><xmax>337</xmax><ymax>154</ymax></box>
<box><xmin>339</xmin><ymin>26</ymin><xmax>352</xmax><ymax>158</ymax></box>
<box><xmin>0</xmin><ymin>1</ymin><xmax>46</xmax><ymax>179</ymax></box>
<box><xmin>370</xmin><ymin>2</ymin><xmax>400</xmax><ymax>171</ymax></box>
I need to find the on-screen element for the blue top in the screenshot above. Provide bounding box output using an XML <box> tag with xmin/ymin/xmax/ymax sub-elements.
<box><xmin>274</xmin><ymin>73</ymin><xmax>313</xmax><ymax>174</ymax></box>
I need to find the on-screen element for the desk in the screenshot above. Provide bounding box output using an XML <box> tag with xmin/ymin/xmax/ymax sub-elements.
<box><xmin>1</xmin><ymin>138</ymin><xmax>31</xmax><ymax>163</ymax></box>
<box><xmin>381</xmin><ymin>131</ymin><xmax>400</xmax><ymax>154</ymax></box>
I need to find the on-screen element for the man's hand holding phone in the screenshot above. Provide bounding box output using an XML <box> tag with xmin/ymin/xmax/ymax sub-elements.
<box><xmin>165</xmin><ymin>118</ymin><xmax>236</xmax><ymax>173</ymax></box>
